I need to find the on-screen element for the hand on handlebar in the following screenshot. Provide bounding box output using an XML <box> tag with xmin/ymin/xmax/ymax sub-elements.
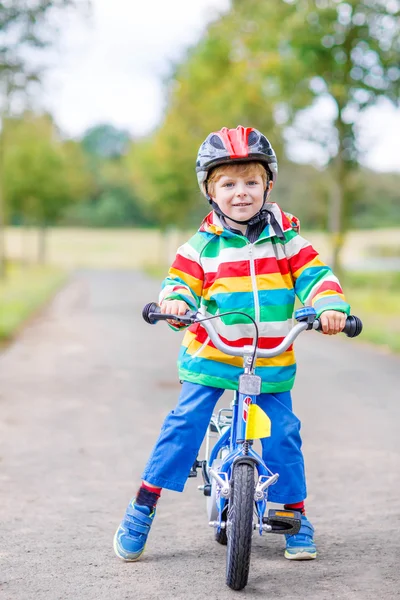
<box><xmin>319</xmin><ymin>310</ymin><xmax>347</xmax><ymax>335</ymax></box>
<box><xmin>160</xmin><ymin>299</ymin><xmax>191</xmax><ymax>326</ymax></box>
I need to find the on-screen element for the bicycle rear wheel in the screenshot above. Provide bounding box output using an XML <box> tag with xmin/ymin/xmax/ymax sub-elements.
<box><xmin>226</xmin><ymin>462</ymin><xmax>255</xmax><ymax>591</ymax></box>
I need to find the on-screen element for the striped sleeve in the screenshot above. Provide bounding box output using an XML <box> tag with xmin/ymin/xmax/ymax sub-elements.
<box><xmin>284</xmin><ymin>232</ymin><xmax>350</xmax><ymax>317</ymax></box>
<box><xmin>159</xmin><ymin>236</ymin><xmax>204</xmax><ymax>330</ymax></box>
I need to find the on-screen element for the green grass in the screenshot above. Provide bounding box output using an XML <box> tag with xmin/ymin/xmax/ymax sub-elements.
<box><xmin>0</xmin><ymin>263</ymin><xmax>67</xmax><ymax>342</ymax></box>
<box><xmin>343</xmin><ymin>272</ymin><xmax>400</xmax><ymax>353</ymax></box>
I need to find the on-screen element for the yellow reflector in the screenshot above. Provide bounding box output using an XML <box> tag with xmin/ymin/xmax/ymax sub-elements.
<box><xmin>276</xmin><ymin>511</ymin><xmax>294</xmax><ymax>518</ymax></box>
<box><xmin>245</xmin><ymin>404</ymin><xmax>271</xmax><ymax>440</ymax></box>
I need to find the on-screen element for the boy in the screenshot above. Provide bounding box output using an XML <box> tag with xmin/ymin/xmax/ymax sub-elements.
<box><xmin>114</xmin><ymin>126</ymin><xmax>349</xmax><ymax>562</ymax></box>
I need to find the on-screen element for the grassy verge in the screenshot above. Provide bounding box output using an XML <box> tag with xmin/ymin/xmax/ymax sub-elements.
<box><xmin>143</xmin><ymin>264</ymin><xmax>400</xmax><ymax>354</ymax></box>
<box><xmin>0</xmin><ymin>263</ymin><xmax>67</xmax><ymax>343</ymax></box>
<box><xmin>343</xmin><ymin>272</ymin><xmax>400</xmax><ymax>353</ymax></box>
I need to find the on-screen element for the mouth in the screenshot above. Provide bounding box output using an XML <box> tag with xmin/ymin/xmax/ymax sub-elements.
<box><xmin>232</xmin><ymin>202</ymin><xmax>252</xmax><ymax>207</ymax></box>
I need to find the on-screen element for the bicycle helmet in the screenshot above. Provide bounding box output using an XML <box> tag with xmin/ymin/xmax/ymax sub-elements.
<box><xmin>196</xmin><ymin>126</ymin><xmax>278</xmax><ymax>226</ymax></box>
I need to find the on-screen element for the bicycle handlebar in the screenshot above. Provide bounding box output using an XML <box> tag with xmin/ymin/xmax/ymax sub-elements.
<box><xmin>142</xmin><ymin>302</ymin><xmax>362</xmax><ymax>359</ymax></box>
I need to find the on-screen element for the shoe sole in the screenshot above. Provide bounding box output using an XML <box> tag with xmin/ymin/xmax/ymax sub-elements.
<box><xmin>284</xmin><ymin>549</ymin><xmax>317</xmax><ymax>560</ymax></box>
<box><xmin>113</xmin><ymin>531</ymin><xmax>145</xmax><ymax>562</ymax></box>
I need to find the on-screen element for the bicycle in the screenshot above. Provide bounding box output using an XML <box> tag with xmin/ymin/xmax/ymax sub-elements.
<box><xmin>142</xmin><ymin>302</ymin><xmax>362</xmax><ymax>590</ymax></box>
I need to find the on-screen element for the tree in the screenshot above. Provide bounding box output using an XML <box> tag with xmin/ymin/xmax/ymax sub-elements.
<box><xmin>81</xmin><ymin>124</ymin><xmax>131</xmax><ymax>160</ymax></box>
<box><xmin>228</xmin><ymin>0</ymin><xmax>400</xmax><ymax>269</ymax></box>
<box><xmin>76</xmin><ymin>124</ymin><xmax>152</xmax><ymax>227</ymax></box>
<box><xmin>128</xmin><ymin>0</ymin><xmax>399</xmax><ymax>266</ymax></box>
<box><xmin>0</xmin><ymin>0</ymin><xmax>90</xmax><ymax>275</ymax></box>
<box><xmin>4</xmin><ymin>112</ymin><xmax>93</xmax><ymax>261</ymax></box>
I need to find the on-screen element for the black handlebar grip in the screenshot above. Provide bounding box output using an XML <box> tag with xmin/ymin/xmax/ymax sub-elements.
<box><xmin>142</xmin><ymin>302</ymin><xmax>160</xmax><ymax>324</ymax></box>
<box><xmin>343</xmin><ymin>315</ymin><xmax>363</xmax><ymax>338</ymax></box>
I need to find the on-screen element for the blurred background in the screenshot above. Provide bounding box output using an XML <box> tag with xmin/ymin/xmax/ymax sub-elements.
<box><xmin>0</xmin><ymin>0</ymin><xmax>399</xmax><ymax>351</ymax></box>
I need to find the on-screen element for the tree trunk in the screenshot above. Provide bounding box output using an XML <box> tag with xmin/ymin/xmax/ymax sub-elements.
<box><xmin>0</xmin><ymin>192</ymin><xmax>6</xmax><ymax>279</ymax></box>
<box><xmin>37</xmin><ymin>224</ymin><xmax>47</xmax><ymax>264</ymax></box>
<box><xmin>329</xmin><ymin>112</ymin><xmax>354</xmax><ymax>277</ymax></box>
<box><xmin>328</xmin><ymin>172</ymin><xmax>345</xmax><ymax>275</ymax></box>
<box><xmin>0</xmin><ymin>120</ymin><xmax>6</xmax><ymax>279</ymax></box>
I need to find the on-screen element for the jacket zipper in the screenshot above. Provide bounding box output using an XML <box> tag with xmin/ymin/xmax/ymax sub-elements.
<box><xmin>248</xmin><ymin>243</ymin><xmax>260</xmax><ymax>325</ymax></box>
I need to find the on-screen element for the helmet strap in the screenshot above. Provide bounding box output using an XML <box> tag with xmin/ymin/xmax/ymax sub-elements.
<box><xmin>206</xmin><ymin>186</ymin><xmax>284</xmax><ymax>239</ymax></box>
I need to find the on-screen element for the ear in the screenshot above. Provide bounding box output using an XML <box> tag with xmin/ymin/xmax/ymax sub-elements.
<box><xmin>268</xmin><ymin>181</ymin><xmax>274</xmax><ymax>191</ymax></box>
<box><xmin>204</xmin><ymin>181</ymin><xmax>214</xmax><ymax>201</ymax></box>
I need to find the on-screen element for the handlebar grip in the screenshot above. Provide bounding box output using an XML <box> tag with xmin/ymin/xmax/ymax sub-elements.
<box><xmin>142</xmin><ymin>302</ymin><xmax>197</xmax><ymax>325</ymax></box>
<box><xmin>315</xmin><ymin>314</ymin><xmax>363</xmax><ymax>338</ymax></box>
<box><xmin>343</xmin><ymin>315</ymin><xmax>363</xmax><ymax>338</ymax></box>
<box><xmin>142</xmin><ymin>302</ymin><xmax>161</xmax><ymax>324</ymax></box>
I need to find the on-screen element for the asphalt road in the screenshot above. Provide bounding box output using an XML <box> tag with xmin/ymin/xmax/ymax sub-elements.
<box><xmin>1</xmin><ymin>270</ymin><xmax>399</xmax><ymax>600</ymax></box>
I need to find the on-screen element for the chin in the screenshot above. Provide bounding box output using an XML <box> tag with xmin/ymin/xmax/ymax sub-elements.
<box><xmin>231</xmin><ymin>211</ymin><xmax>257</xmax><ymax>221</ymax></box>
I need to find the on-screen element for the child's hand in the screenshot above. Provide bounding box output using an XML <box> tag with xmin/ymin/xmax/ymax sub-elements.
<box><xmin>160</xmin><ymin>299</ymin><xmax>191</xmax><ymax>325</ymax></box>
<box><xmin>319</xmin><ymin>310</ymin><xmax>346</xmax><ymax>335</ymax></box>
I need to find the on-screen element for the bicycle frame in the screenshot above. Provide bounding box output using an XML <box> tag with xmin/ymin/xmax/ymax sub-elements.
<box><xmin>206</xmin><ymin>387</ymin><xmax>279</xmax><ymax>536</ymax></box>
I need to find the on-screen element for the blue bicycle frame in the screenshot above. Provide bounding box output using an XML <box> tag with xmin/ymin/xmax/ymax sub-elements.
<box><xmin>208</xmin><ymin>387</ymin><xmax>278</xmax><ymax>536</ymax></box>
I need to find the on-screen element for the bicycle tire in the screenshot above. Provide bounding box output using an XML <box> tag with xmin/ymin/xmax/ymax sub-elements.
<box><xmin>226</xmin><ymin>462</ymin><xmax>255</xmax><ymax>590</ymax></box>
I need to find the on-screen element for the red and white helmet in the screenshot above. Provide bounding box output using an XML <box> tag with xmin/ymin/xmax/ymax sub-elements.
<box><xmin>196</xmin><ymin>126</ymin><xmax>278</xmax><ymax>196</ymax></box>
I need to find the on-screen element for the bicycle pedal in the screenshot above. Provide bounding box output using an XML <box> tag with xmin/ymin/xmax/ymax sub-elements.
<box><xmin>263</xmin><ymin>509</ymin><xmax>302</xmax><ymax>535</ymax></box>
<box><xmin>188</xmin><ymin>459</ymin><xmax>203</xmax><ymax>477</ymax></box>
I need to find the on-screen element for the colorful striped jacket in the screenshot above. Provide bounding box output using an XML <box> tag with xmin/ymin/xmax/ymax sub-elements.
<box><xmin>159</xmin><ymin>204</ymin><xmax>350</xmax><ymax>393</ymax></box>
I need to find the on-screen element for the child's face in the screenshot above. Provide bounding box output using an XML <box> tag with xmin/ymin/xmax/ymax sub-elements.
<box><xmin>210</xmin><ymin>171</ymin><xmax>270</xmax><ymax>223</ymax></box>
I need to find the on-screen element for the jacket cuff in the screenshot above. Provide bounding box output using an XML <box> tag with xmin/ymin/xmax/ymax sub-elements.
<box><xmin>313</xmin><ymin>298</ymin><xmax>351</xmax><ymax>318</ymax></box>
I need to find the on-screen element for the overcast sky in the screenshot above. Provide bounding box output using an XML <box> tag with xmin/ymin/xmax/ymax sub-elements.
<box><xmin>43</xmin><ymin>0</ymin><xmax>400</xmax><ymax>172</ymax></box>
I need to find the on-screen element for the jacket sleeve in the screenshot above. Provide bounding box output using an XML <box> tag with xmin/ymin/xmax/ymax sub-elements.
<box><xmin>158</xmin><ymin>236</ymin><xmax>204</xmax><ymax>331</ymax></box>
<box><xmin>284</xmin><ymin>230</ymin><xmax>350</xmax><ymax>317</ymax></box>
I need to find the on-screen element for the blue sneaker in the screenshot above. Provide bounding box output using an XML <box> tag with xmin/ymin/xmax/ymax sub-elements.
<box><xmin>284</xmin><ymin>515</ymin><xmax>317</xmax><ymax>560</ymax></box>
<box><xmin>113</xmin><ymin>499</ymin><xmax>156</xmax><ymax>561</ymax></box>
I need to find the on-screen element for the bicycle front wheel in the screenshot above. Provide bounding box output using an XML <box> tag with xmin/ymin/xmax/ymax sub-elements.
<box><xmin>226</xmin><ymin>462</ymin><xmax>255</xmax><ymax>591</ymax></box>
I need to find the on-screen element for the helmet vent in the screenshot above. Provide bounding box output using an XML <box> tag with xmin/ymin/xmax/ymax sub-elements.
<box><xmin>259</xmin><ymin>137</ymin><xmax>271</xmax><ymax>152</ymax></box>
<box><xmin>209</xmin><ymin>135</ymin><xmax>225</xmax><ymax>150</ymax></box>
<box><xmin>247</xmin><ymin>131</ymin><xmax>259</xmax><ymax>146</ymax></box>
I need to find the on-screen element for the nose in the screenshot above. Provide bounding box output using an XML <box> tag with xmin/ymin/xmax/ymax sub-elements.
<box><xmin>235</xmin><ymin>181</ymin><xmax>247</xmax><ymax>197</ymax></box>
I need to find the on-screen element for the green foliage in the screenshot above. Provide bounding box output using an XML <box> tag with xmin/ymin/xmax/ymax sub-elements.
<box><xmin>0</xmin><ymin>1</ymin><xmax>90</xmax><ymax>274</ymax></box>
<box><xmin>343</xmin><ymin>270</ymin><xmax>400</xmax><ymax>353</ymax></box>
<box><xmin>81</xmin><ymin>124</ymin><xmax>131</xmax><ymax>160</ymax></box>
<box><xmin>62</xmin><ymin>186</ymin><xmax>152</xmax><ymax>228</ymax></box>
<box><xmin>351</xmin><ymin>170</ymin><xmax>400</xmax><ymax>228</ymax></box>
<box><xmin>73</xmin><ymin>124</ymin><xmax>153</xmax><ymax>227</ymax></box>
<box><xmin>3</xmin><ymin>112</ymin><xmax>94</xmax><ymax>225</ymax></box>
<box><xmin>0</xmin><ymin>262</ymin><xmax>66</xmax><ymax>342</ymax></box>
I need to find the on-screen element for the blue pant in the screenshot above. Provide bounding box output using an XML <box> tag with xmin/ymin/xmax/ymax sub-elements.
<box><xmin>142</xmin><ymin>382</ymin><xmax>307</xmax><ymax>504</ymax></box>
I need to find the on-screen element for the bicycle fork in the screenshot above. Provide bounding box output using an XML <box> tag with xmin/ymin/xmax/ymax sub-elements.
<box><xmin>208</xmin><ymin>458</ymin><xmax>279</xmax><ymax>535</ymax></box>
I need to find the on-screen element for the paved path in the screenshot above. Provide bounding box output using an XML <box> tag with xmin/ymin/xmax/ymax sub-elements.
<box><xmin>1</xmin><ymin>270</ymin><xmax>399</xmax><ymax>600</ymax></box>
